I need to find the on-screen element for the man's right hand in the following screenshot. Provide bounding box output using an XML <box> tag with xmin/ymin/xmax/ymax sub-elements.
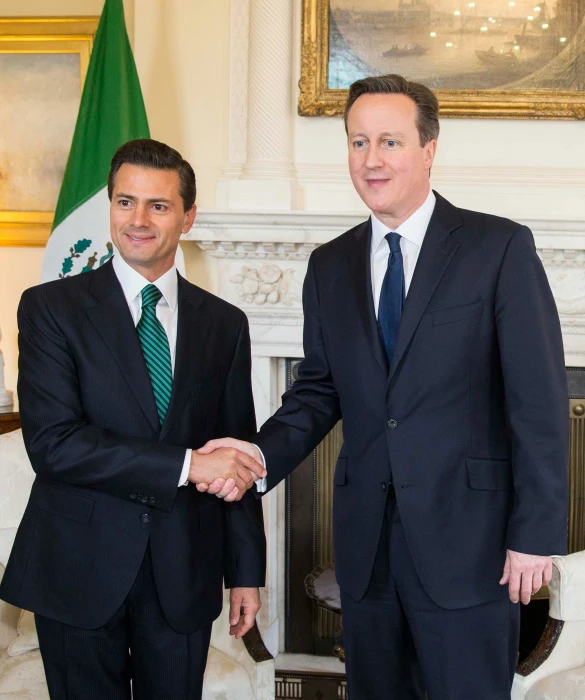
<box><xmin>188</xmin><ymin>448</ymin><xmax>266</xmax><ymax>501</ymax></box>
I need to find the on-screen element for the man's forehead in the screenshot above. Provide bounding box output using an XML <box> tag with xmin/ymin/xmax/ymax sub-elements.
<box><xmin>348</xmin><ymin>94</ymin><xmax>417</xmax><ymax>128</ymax></box>
<box><xmin>113</xmin><ymin>165</ymin><xmax>180</xmax><ymax>194</ymax></box>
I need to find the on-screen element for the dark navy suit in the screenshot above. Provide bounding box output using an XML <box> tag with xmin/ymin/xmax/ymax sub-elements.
<box><xmin>0</xmin><ymin>261</ymin><xmax>266</xmax><ymax>699</ymax></box>
<box><xmin>255</xmin><ymin>192</ymin><xmax>568</xmax><ymax>698</ymax></box>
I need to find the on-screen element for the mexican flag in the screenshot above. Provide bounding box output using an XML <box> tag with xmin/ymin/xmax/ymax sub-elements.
<box><xmin>42</xmin><ymin>0</ymin><xmax>184</xmax><ymax>282</ymax></box>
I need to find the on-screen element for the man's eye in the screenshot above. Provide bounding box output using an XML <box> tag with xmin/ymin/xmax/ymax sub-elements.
<box><xmin>385</xmin><ymin>140</ymin><xmax>397</xmax><ymax>148</ymax></box>
<box><xmin>353</xmin><ymin>140</ymin><xmax>366</xmax><ymax>148</ymax></box>
<box><xmin>119</xmin><ymin>200</ymin><xmax>131</xmax><ymax>206</ymax></box>
<box><xmin>153</xmin><ymin>204</ymin><xmax>167</xmax><ymax>212</ymax></box>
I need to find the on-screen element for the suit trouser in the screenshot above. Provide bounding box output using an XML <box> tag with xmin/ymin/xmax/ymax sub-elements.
<box><xmin>340</xmin><ymin>490</ymin><xmax>520</xmax><ymax>700</ymax></box>
<box><xmin>35</xmin><ymin>544</ymin><xmax>212</xmax><ymax>700</ymax></box>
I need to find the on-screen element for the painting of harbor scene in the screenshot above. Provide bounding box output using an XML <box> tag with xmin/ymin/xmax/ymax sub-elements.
<box><xmin>329</xmin><ymin>0</ymin><xmax>585</xmax><ymax>93</ymax></box>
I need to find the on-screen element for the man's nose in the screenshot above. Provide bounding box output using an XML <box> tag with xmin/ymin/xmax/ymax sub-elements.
<box><xmin>131</xmin><ymin>205</ymin><xmax>149</xmax><ymax>227</ymax></box>
<box><xmin>365</xmin><ymin>145</ymin><xmax>384</xmax><ymax>169</ymax></box>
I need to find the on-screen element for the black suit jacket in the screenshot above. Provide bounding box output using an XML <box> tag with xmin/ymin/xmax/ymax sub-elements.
<box><xmin>0</xmin><ymin>260</ymin><xmax>266</xmax><ymax>631</ymax></box>
<box><xmin>255</xmin><ymin>192</ymin><xmax>568</xmax><ymax>609</ymax></box>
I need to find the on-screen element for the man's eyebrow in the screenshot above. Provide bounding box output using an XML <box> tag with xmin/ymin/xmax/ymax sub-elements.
<box><xmin>115</xmin><ymin>193</ymin><xmax>173</xmax><ymax>204</ymax></box>
<box><xmin>348</xmin><ymin>132</ymin><xmax>405</xmax><ymax>139</ymax></box>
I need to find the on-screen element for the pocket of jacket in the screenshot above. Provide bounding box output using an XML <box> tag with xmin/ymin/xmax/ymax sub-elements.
<box><xmin>432</xmin><ymin>300</ymin><xmax>484</xmax><ymax>326</ymax></box>
<box><xmin>34</xmin><ymin>483</ymin><xmax>95</xmax><ymax>523</ymax></box>
<box><xmin>466</xmin><ymin>458</ymin><xmax>513</xmax><ymax>491</ymax></box>
<box><xmin>334</xmin><ymin>458</ymin><xmax>347</xmax><ymax>486</ymax></box>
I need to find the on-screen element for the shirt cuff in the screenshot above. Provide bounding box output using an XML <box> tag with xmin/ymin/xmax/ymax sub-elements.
<box><xmin>253</xmin><ymin>444</ymin><xmax>267</xmax><ymax>493</ymax></box>
<box><xmin>179</xmin><ymin>449</ymin><xmax>191</xmax><ymax>487</ymax></box>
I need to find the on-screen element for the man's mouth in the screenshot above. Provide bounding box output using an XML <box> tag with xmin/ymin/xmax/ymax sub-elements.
<box><xmin>366</xmin><ymin>179</ymin><xmax>390</xmax><ymax>187</ymax></box>
<box><xmin>126</xmin><ymin>233</ymin><xmax>155</xmax><ymax>243</ymax></box>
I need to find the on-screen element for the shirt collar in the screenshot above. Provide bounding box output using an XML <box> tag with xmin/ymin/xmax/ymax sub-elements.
<box><xmin>112</xmin><ymin>254</ymin><xmax>178</xmax><ymax>311</ymax></box>
<box><xmin>370</xmin><ymin>189</ymin><xmax>436</xmax><ymax>254</ymax></box>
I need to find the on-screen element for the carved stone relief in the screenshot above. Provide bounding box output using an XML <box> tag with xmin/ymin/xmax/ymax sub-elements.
<box><xmin>230</xmin><ymin>264</ymin><xmax>300</xmax><ymax>306</ymax></box>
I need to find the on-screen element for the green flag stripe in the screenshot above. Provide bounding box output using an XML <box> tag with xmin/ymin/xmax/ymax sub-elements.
<box><xmin>52</xmin><ymin>0</ymin><xmax>149</xmax><ymax>232</ymax></box>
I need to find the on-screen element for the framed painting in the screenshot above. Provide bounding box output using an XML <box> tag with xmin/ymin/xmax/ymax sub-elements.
<box><xmin>299</xmin><ymin>0</ymin><xmax>585</xmax><ymax>119</ymax></box>
<box><xmin>0</xmin><ymin>18</ymin><xmax>99</xmax><ymax>247</ymax></box>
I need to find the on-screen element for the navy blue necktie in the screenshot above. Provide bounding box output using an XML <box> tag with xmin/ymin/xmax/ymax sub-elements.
<box><xmin>378</xmin><ymin>231</ymin><xmax>405</xmax><ymax>366</ymax></box>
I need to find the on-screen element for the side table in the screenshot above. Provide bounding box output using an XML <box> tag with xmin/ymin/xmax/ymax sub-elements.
<box><xmin>0</xmin><ymin>406</ymin><xmax>20</xmax><ymax>435</ymax></box>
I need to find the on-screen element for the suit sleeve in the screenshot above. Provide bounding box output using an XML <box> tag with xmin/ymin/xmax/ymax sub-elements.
<box><xmin>495</xmin><ymin>225</ymin><xmax>569</xmax><ymax>555</ymax></box>
<box><xmin>17</xmin><ymin>288</ymin><xmax>186</xmax><ymax>513</ymax></box>
<box><xmin>219</xmin><ymin>314</ymin><xmax>267</xmax><ymax>588</ymax></box>
<box><xmin>254</xmin><ymin>251</ymin><xmax>342</xmax><ymax>492</ymax></box>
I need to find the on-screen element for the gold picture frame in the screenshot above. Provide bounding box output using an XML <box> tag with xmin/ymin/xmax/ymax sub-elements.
<box><xmin>0</xmin><ymin>18</ymin><xmax>99</xmax><ymax>247</ymax></box>
<box><xmin>299</xmin><ymin>0</ymin><xmax>585</xmax><ymax>120</ymax></box>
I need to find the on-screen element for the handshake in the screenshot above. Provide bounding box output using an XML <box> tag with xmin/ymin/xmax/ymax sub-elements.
<box><xmin>188</xmin><ymin>438</ymin><xmax>265</xmax><ymax>502</ymax></box>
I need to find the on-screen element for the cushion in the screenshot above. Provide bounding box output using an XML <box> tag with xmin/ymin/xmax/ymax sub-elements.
<box><xmin>202</xmin><ymin>647</ymin><xmax>253</xmax><ymax>700</ymax></box>
<box><xmin>0</xmin><ymin>531</ymin><xmax>20</xmax><ymax>651</ymax></box>
<box><xmin>549</xmin><ymin>551</ymin><xmax>585</xmax><ymax>622</ymax></box>
<box><xmin>0</xmin><ymin>648</ymin><xmax>50</xmax><ymax>699</ymax></box>
<box><xmin>0</xmin><ymin>429</ymin><xmax>35</xmax><ymax>530</ymax></box>
<box><xmin>7</xmin><ymin>611</ymin><xmax>38</xmax><ymax>657</ymax></box>
<box><xmin>526</xmin><ymin>666</ymin><xmax>585</xmax><ymax>700</ymax></box>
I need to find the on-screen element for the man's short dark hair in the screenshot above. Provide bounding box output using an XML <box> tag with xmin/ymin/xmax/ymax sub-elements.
<box><xmin>344</xmin><ymin>74</ymin><xmax>440</xmax><ymax>147</ymax></box>
<box><xmin>107</xmin><ymin>139</ymin><xmax>196</xmax><ymax>211</ymax></box>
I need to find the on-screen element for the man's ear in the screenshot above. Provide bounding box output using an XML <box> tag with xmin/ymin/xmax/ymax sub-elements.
<box><xmin>182</xmin><ymin>205</ymin><xmax>197</xmax><ymax>234</ymax></box>
<box><xmin>424</xmin><ymin>139</ymin><xmax>437</xmax><ymax>172</ymax></box>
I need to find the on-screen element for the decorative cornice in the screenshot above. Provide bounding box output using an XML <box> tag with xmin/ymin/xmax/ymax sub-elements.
<box><xmin>185</xmin><ymin>208</ymin><xmax>585</xmax><ymax>260</ymax></box>
<box><xmin>196</xmin><ymin>241</ymin><xmax>320</xmax><ymax>260</ymax></box>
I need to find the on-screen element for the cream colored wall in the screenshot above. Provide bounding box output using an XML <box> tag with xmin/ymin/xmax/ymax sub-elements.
<box><xmin>132</xmin><ymin>0</ymin><xmax>230</xmax><ymax>293</ymax></box>
<box><xmin>0</xmin><ymin>0</ymin><xmax>229</xmax><ymax>395</ymax></box>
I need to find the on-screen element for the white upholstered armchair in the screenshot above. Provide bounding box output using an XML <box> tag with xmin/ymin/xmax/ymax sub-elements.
<box><xmin>512</xmin><ymin>550</ymin><xmax>585</xmax><ymax>700</ymax></box>
<box><xmin>0</xmin><ymin>429</ymin><xmax>275</xmax><ymax>700</ymax></box>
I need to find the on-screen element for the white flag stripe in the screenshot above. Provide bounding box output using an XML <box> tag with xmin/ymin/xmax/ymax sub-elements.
<box><xmin>42</xmin><ymin>188</ymin><xmax>185</xmax><ymax>283</ymax></box>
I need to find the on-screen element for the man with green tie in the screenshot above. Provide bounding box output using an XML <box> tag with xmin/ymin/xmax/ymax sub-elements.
<box><xmin>0</xmin><ymin>139</ymin><xmax>267</xmax><ymax>699</ymax></box>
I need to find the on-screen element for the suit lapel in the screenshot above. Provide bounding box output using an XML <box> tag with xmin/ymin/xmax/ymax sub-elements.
<box><xmin>160</xmin><ymin>274</ymin><xmax>211</xmax><ymax>439</ymax></box>
<box><xmin>85</xmin><ymin>261</ymin><xmax>160</xmax><ymax>431</ymax></box>
<box><xmin>388</xmin><ymin>193</ymin><xmax>463</xmax><ymax>382</ymax></box>
<box><xmin>350</xmin><ymin>218</ymin><xmax>389</xmax><ymax>376</ymax></box>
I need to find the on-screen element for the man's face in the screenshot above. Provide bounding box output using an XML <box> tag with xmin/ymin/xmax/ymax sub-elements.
<box><xmin>347</xmin><ymin>93</ymin><xmax>436</xmax><ymax>227</ymax></box>
<box><xmin>110</xmin><ymin>164</ymin><xmax>196</xmax><ymax>281</ymax></box>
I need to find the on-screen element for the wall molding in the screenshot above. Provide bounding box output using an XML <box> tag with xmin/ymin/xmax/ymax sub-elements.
<box><xmin>186</xmin><ymin>208</ymin><xmax>585</xmax><ymax>260</ymax></box>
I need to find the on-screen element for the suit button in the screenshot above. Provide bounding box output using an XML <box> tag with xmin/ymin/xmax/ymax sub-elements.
<box><xmin>140</xmin><ymin>513</ymin><xmax>151</xmax><ymax>524</ymax></box>
<box><xmin>140</xmin><ymin>495</ymin><xmax>148</xmax><ymax>504</ymax></box>
<box><xmin>381</xmin><ymin>482</ymin><xmax>387</xmax><ymax>492</ymax></box>
<box><xmin>148</xmin><ymin>497</ymin><xmax>156</xmax><ymax>505</ymax></box>
<box><xmin>130</xmin><ymin>493</ymin><xmax>137</xmax><ymax>500</ymax></box>
<box><xmin>387</xmin><ymin>419</ymin><xmax>398</xmax><ymax>429</ymax></box>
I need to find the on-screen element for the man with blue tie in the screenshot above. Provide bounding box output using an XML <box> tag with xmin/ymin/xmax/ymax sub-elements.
<box><xmin>199</xmin><ymin>75</ymin><xmax>569</xmax><ymax>699</ymax></box>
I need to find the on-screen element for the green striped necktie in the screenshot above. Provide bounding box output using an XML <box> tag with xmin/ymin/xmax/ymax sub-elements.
<box><xmin>136</xmin><ymin>284</ymin><xmax>173</xmax><ymax>425</ymax></box>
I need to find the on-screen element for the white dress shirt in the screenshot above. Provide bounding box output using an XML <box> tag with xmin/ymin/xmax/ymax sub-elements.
<box><xmin>255</xmin><ymin>189</ymin><xmax>437</xmax><ymax>492</ymax></box>
<box><xmin>112</xmin><ymin>254</ymin><xmax>191</xmax><ymax>487</ymax></box>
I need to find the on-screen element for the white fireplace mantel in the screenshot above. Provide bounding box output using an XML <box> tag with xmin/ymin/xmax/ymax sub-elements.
<box><xmin>186</xmin><ymin>209</ymin><xmax>585</xmax><ymax>366</ymax></box>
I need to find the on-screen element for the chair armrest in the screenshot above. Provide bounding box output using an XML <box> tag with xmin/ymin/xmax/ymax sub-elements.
<box><xmin>0</xmin><ymin>527</ymin><xmax>20</xmax><ymax>650</ymax></box>
<box><xmin>210</xmin><ymin>592</ymin><xmax>274</xmax><ymax>699</ymax></box>
<box><xmin>548</xmin><ymin>551</ymin><xmax>585</xmax><ymax>621</ymax></box>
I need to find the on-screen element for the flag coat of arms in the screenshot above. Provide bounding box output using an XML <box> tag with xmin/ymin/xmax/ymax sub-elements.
<box><xmin>42</xmin><ymin>0</ymin><xmax>183</xmax><ymax>281</ymax></box>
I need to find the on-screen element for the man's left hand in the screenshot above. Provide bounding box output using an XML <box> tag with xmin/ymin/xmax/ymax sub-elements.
<box><xmin>229</xmin><ymin>587</ymin><xmax>262</xmax><ymax>639</ymax></box>
<box><xmin>500</xmin><ymin>550</ymin><xmax>553</xmax><ymax>605</ymax></box>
